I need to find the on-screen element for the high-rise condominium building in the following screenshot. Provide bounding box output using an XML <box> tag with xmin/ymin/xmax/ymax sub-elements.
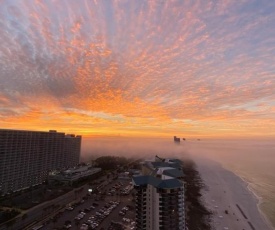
<box><xmin>0</xmin><ymin>129</ymin><xmax>81</xmax><ymax>195</ymax></box>
<box><xmin>133</xmin><ymin>156</ymin><xmax>185</xmax><ymax>230</ymax></box>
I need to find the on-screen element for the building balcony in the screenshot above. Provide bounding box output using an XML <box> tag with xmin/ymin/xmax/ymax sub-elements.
<box><xmin>136</xmin><ymin>216</ymin><xmax>146</xmax><ymax>221</ymax></box>
<box><xmin>159</xmin><ymin>202</ymin><xmax>179</xmax><ymax>207</ymax></box>
<box><xmin>135</xmin><ymin>202</ymin><xmax>146</xmax><ymax>207</ymax></box>
<box><xmin>178</xmin><ymin>203</ymin><xmax>184</xmax><ymax>207</ymax></box>
<box><xmin>136</xmin><ymin>210</ymin><xmax>146</xmax><ymax>215</ymax></box>
<box><xmin>136</xmin><ymin>207</ymin><xmax>146</xmax><ymax>212</ymax></box>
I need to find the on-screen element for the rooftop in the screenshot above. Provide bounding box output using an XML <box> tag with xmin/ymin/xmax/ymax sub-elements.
<box><xmin>133</xmin><ymin>156</ymin><xmax>184</xmax><ymax>189</ymax></box>
<box><xmin>132</xmin><ymin>175</ymin><xmax>183</xmax><ymax>189</ymax></box>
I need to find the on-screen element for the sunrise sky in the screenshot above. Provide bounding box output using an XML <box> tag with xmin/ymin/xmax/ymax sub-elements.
<box><xmin>0</xmin><ymin>0</ymin><xmax>274</xmax><ymax>138</ymax></box>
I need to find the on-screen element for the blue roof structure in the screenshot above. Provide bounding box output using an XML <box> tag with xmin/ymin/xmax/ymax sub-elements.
<box><xmin>132</xmin><ymin>175</ymin><xmax>183</xmax><ymax>189</ymax></box>
<box><xmin>150</xmin><ymin>161</ymin><xmax>182</xmax><ymax>170</ymax></box>
<box><xmin>162</xmin><ymin>168</ymin><xmax>184</xmax><ymax>178</ymax></box>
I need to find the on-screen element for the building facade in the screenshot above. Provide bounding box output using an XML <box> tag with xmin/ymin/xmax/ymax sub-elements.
<box><xmin>133</xmin><ymin>156</ymin><xmax>185</xmax><ymax>230</ymax></box>
<box><xmin>48</xmin><ymin>165</ymin><xmax>101</xmax><ymax>185</ymax></box>
<box><xmin>64</xmin><ymin>134</ymin><xmax>82</xmax><ymax>168</ymax></box>
<box><xmin>0</xmin><ymin>129</ymin><xmax>81</xmax><ymax>195</ymax></box>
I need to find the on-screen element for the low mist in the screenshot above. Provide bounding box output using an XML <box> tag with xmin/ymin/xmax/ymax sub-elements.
<box><xmin>81</xmin><ymin>137</ymin><xmax>275</xmax><ymax>189</ymax></box>
<box><xmin>81</xmin><ymin>137</ymin><xmax>275</xmax><ymax>166</ymax></box>
<box><xmin>80</xmin><ymin>137</ymin><xmax>275</xmax><ymax>225</ymax></box>
<box><xmin>80</xmin><ymin>137</ymin><xmax>188</xmax><ymax>162</ymax></box>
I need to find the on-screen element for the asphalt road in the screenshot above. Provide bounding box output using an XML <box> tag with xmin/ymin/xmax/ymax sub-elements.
<box><xmin>40</xmin><ymin>178</ymin><xmax>135</xmax><ymax>230</ymax></box>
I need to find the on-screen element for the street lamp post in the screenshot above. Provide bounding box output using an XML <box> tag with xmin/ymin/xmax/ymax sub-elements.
<box><xmin>88</xmin><ymin>188</ymin><xmax>93</xmax><ymax>199</ymax></box>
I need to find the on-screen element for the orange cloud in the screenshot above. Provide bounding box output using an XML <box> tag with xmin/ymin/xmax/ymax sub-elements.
<box><xmin>0</xmin><ymin>0</ymin><xmax>275</xmax><ymax>138</ymax></box>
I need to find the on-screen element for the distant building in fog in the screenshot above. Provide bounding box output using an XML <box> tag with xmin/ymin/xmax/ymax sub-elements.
<box><xmin>174</xmin><ymin>136</ymin><xmax>181</xmax><ymax>143</ymax></box>
<box><xmin>0</xmin><ymin>129</ymin><xmax>81</xmax><ymax>195</ymax></box>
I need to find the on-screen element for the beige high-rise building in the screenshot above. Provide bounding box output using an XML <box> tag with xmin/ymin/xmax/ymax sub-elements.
<box><xmin>133</xmin><ymin>156</ymin><xmax>185</xmax><ymax>230</ymax></box>
<box><xmin>0</xmin><ymin>129</ymin><xmax>81</xmax><ymax>195</ymax></box>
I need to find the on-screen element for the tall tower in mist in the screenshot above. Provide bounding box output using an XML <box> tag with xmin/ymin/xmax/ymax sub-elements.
<box><xmin>174</xmin><ymin>136</ymin><xmax>181</xmax><ymax>143</ymax></box>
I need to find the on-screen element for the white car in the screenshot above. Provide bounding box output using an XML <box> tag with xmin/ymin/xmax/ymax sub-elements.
<box><xmin>80</xmin><ymin>224</ymin><xmax>89</xmax><ymax>230</ymax></box>
<box><xmin>78</xmin><ymin>214</ymin><xmax>84</xmax><ymax>219</ymax></box>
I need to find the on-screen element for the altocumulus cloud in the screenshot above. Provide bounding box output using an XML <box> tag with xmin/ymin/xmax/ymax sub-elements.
<box><xmin>0</xmin><ymin>0</ymin><xmax>274</xmax><ymax>137</ymax></box>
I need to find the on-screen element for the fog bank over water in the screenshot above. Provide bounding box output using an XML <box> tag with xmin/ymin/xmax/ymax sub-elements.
<box><xmin>81</xmin><ymin>137</ymin><xmax>187</xmax><ymax>161</ymax></box>
<box><xmin>81</xmin><ymin>137</ymin><xmax>275</xmax><ymax>226</ymax></box>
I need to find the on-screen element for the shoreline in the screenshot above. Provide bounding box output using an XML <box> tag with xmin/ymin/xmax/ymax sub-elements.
<box><xmin>194</xmin><ymin>157</ymin><xmax>273</xmax><ymax>230</ymax></box>
<box><xmin>227</xmin><ymin>167</ymin><xmax>275</xmax><ymax>230</ymax></box>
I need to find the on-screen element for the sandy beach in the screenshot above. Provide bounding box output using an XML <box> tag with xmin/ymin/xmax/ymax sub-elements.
<box><xmin>194</xmin><ymin>157</ymin><xmax>273</xmax><ymax>230</ymax></box>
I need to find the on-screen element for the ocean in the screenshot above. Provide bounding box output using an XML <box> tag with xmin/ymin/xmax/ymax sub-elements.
<box><xmin>184</xmin><ymin>139</ymin><xmax>275</xmax><ymax>229</ymax></box>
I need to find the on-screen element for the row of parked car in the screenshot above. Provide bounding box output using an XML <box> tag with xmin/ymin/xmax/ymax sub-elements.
<box><xmin>106</xmin><ymin>182</ymin><xmax>124</xmax><ymax>196</ymax></box>
<box><xmin>119</xmin><ymin>206</ymin><xmax>129</xmax><ymax>216</ymax></box>
<box><xmin>122</xmin><ymin>217</ymin><xmax>136</xmax><ymax>229</ymax></box>
<box><xmin>79</xmin><ymin>200</ymin><xmax>120</xmax><ymax>230</ymax></box>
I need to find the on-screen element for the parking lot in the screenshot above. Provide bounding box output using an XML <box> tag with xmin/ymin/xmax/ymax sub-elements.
<box><xmin>40</xmin><ymin>178</ymin><xmax>136</xmax><ymax>230</ymax></box>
